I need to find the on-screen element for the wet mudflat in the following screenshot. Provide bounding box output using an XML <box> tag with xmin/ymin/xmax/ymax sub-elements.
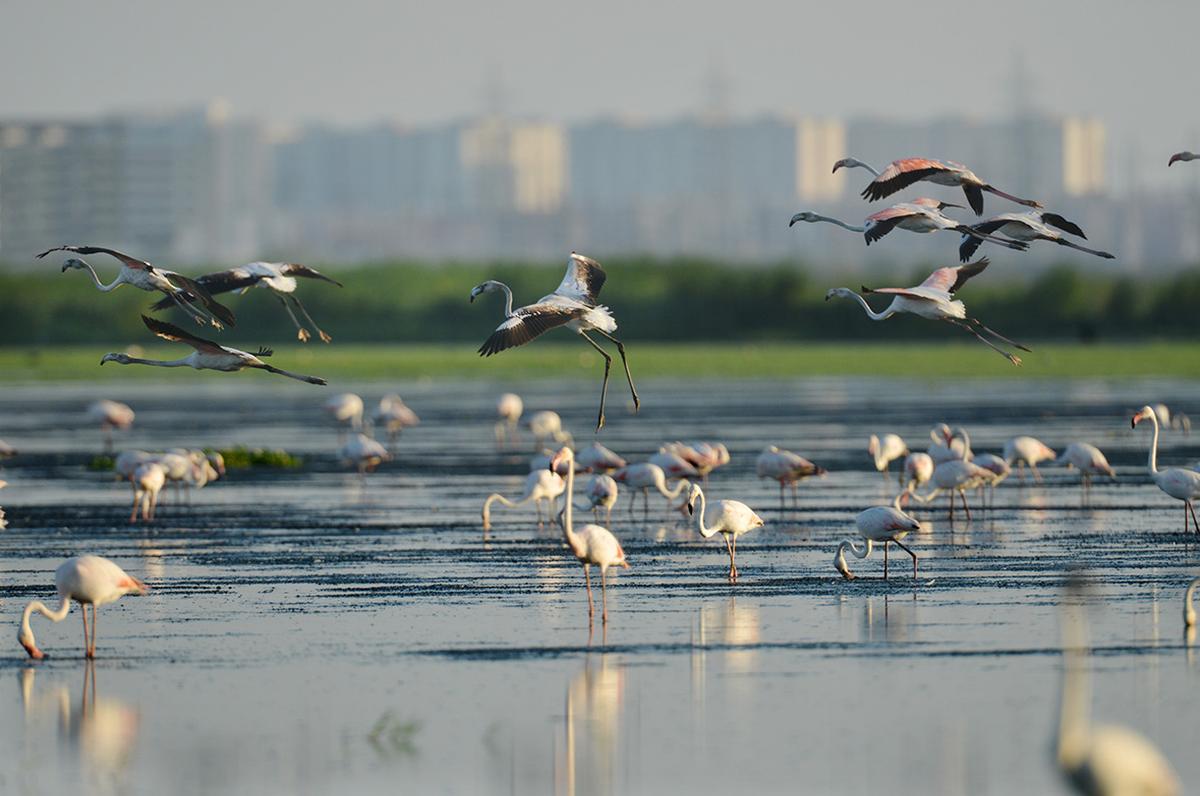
<box><xmin>0</xmin><ymin>376</ymin><xmax>1198</xmax><ymax>795</ymax></box>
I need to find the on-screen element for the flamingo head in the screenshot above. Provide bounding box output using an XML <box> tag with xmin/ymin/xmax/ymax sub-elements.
<box><xmin>469</xmin><ymin>280</ymin><xmax>503</xmax><ymax>303</ymax></box>
<box><xmin>60</xmin><ymin>257</ymin><xmax>89</xmax><ymax>274</ymax></box>
<box><xmin>824</xmin><ymin>287</ymin><xmax>856</xmax><ymax>302</ymax></box>
<box><xmin>18</xmin><ymin>628</ymin><xmax>43</xmax><ymax>660</ymax></box>
<box><xmin>100</xmin><ymin>353</ymin><xmax>132</xmax><ymax>366</ymax></box>
<box><xmin>789</xmin><ymin>211</ymin><xmax>824</xmax><ymax>228</ymax></box>
<box><xmin>548</xmin><ymin>446</ymin><xmax>573</xmax><ymax>473</ymax></box>
<box><xmin>831</xmin><ymin>157</ymin><xmax>867</xmax><ymax>174</ymax></box>
<box><xmin>1168</xmin><ymin>151</ymin><xmax>1197</xmax><ymax>167</ymax></box>
<box><xmin>684</xmin><ymin>483</ymin><xmax>703</xmax><ymax>516</ymax></box>
<box><xmin>1131</xmin><ymin>405</ymin><xmax>1156</xmax><ymax>429</ymax></box>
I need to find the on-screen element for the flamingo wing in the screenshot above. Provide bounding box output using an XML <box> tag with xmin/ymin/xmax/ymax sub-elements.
<box><xmin>553</xmin><ymin>252</ymin><xmax>607</xmax><ymax>305</ymax></box>
<box><xmin>154</xmin><ymin>270</ymin><xmax>238</xmax><ymax>327</ymax></box>
<box><xmin>958</xmin><ymin>219</ymin><xmax>1011</xmax><ymax>262</ymax></box>
<box><xmin>863</xmin><ymin>206</ymin><xmax>913</xmax><ymax>245</ymax></box>
<box><xmin>477</xmin><ymin>303</ymin><xmax>582</xmax><ymax>356</ymax></box>
<box><xmin>148</xmin><ymin>266</ymin><xmax>258</xmax><ymax>311</ymax></box>
<box><xmin>1040</xmin><ymin>212</ymin><xmax>1087</xmax><ymax>239</ymax></box>
<box><xmin>36</xmin><ymin>244</ymin><xmax>153</xmax><ymax>270</ymax></box>
<box><xmin>860</xmin><ymin>159</ymin><xmax>949</xmax><ymax>203</ymax></box>
<box><xmin>920</xmin><ymin>257</ymin><xmax>990</xmax><ymax>294</ymax></box>
<box><xmin>139</xmin><ymin>314</ymin><xmax>231</xmax><ymax>355</ymax></box>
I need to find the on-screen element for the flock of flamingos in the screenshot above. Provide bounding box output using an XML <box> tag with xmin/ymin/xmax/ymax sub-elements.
<box><xmin>6</xmin><ymin>149</ymin><xmax>1200</xmax><ymax>795</ymax></box>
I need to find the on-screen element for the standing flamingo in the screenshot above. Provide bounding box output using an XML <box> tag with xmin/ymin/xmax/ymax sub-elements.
<box><xmin>903</xmin><ymin>453</ymin><xmax>934</xmax><ymax>493</ymax></box>
<box><xmin>19</xmin><ymin>555</ymin><xmax>148</xmax><ymax>659</ymax></box>
<box><xmin>685</xmin><ymin>483</ymin><xmax>764</xmax><ymax>583</ymax></box>
<box><xmin>611</xmin><ymin>463</ymin><xmax>691</xmax><ymax>520</ymax></box>
<box><xmin>578</xmin><ymin>474</ymin><xmax>619</xmax><ymax>526</ymax></box>
<box><xmin>1005</xmin><ymin>436</ymin><xmax>1058</xmax><ymax>483</ymax></box>
<box><xmin>575</xmin><ymin>442</ymin><xmax>626</xmax><ymax>473</ymax></box>
<box><xmin>528</xmin><ymin>410</ymin><xmax>573</xmax><ymax>450</ymax></box>
<box><xmin>927</xmin><ymin>423</ymin><xmax>969</xmax><ymax>464</ymax></box>
<box><xmin>647</xmin><ymin>448</ymin><xmax>701</xmax><ymax>480</ymax></box>
<box><xmin>868</xmin><ymin>434</ymin><xmax>908</xmax><ymax>480</ymax></box>
<box><xmin>833</xmin><ymin>156</ymin><xmax>1043</xmax><ymax>215</ymax></box>
<box><xmin>972</xmin><ymin>452</ymin><xmax>1011</xmax><ymax>504</ymax></box>
<box><xmin>87</xmin><ymin>400</ymin><xmax>134</xmax><ymax>453</ymax></box>
<box><xmin>37</xmin><ymin>245</ymin><xmax>235</xmax><ymax>328</ymax></box>
<box><xmin>129</xmin><ymin>462</ymin><xmax>165</xmax><ymax>523</ymax></box>
<box><xmin>834</xmin><ymin>493</ymin><xmax>923</xmax><ymax>580</ymax></box>
<box><xmin>549</xmin><ymin>447</ymin><xmax>629</xmax><ymax>624</ymax></box>
<box><xmin>913</xmin><ymin>459</ymin><xmax>998</xmax><ymax>521</ymax></box>
<box><xmin>471</xmin><ymin>252</ymin><xmax>640</xmax><ymax>430</ymax></box>
<box><xmin>324</xmin><ymin>393</ymin><xmax>364</xmax><ymax>436</ymax></box>
<box><xmin>790</xmin><ymin>201</ymin><xmax>1029</xmax><ymax>249</ymax></box>
<box><xmin>824</xmin><ymin>258</ymin><xmax>1029</xmax><ymax>365</ymax></box>
<box><xmin>340</xmin><ymin>433</ymin><xmax>391</xmax><ymax>474</ymax></box>
<box><xmin>482</xmin><ymin>469</ymin><xmax>566</xmax><ymax>531</ymax></box>
<box><xmin>1132</xmin><ymin>406</ymin><xmax>1200</xmax><ymax>534</ymax></box>
<box><xmin>1055</xmin><ymin>443</ymin><xmax>1116</xmax><ymax>496</ymax></box>
<box><xmin>958</xmin><ymin>211</ymin><xmax>1113</xmax><ymax>262</ymax></box>
<box><xmin>495</xmin><ymin>393</ymin><xmax>524</xmax><ymax>448</ymax></box>
<box><xmin>371</xmin><ymin>394</ymin><xmax>420</xmax><ymax>444</ymax></box>
<box><xmin>755</xmin><ymin>446</ymin><xmax>825</xmax><ymax>509</ymax></box>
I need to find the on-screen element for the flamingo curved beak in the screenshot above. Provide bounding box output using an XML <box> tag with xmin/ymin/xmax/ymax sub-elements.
<box><xmin>20</xmin><ymin>639</ymin><xmax>44</xmax><ymax>660</ymax></box>
<box><xmin>1169</xmin><ymin>153</ymin><xmax>1183</xmax><ymax>167</ymax></box>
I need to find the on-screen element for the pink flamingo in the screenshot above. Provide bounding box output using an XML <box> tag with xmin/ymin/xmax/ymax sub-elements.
<box><xmin>833</xmin><ymin>156</ymin><xmax>1043</xmax><ymax>215</ymax></box>
<box><xmin>482</xmin><ymin>469</ymin><xmax>565</xmax><ymax>530</ymax></box>
<box><xmin>835</xmin><ymin>493</ymin><xmax>922</xmax><ymax>580</ymax></box>
<box><xmin>790</xmin><ymin>200</ymin><xmax>1029</xmax><ymax>249</ymax></box>
<box><xmin>685</xmin><ymin>483</ymin><xmax>764</xmax><ymax>583</ymax></box>
<box><xmin>1132</xmin><ymin>406</ymin><xmax>1200</xmax><ymax>534</ymax></box>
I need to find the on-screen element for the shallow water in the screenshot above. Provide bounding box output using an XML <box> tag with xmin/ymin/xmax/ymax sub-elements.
<box><xmin>0</xmin><ymin>377</ymin><xmax>1198</xmax><ymax>795</ymax></box>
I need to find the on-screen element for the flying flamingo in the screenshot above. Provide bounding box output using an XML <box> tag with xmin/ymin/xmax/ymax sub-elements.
<box><xmin>471</xmin><ymin>252</ymin><xmax>640</xmax><ymax>430</ymax></box>
<box><xmin>528</xmin><ymin>410</ymin><xmax>573</xmax><ymax>450</ymax></box>
<box><xmin>685</xmin><ymin>483</ymin><xmax>764</xmax><ymax>583</ymax></box>
<box><xmin>577</xmin><ymin>474</ymin><xmax>619</xmax><ymax>527</ymax></box>
<box><xmin>575</xmin><ymin>442</ymin><xmax>626</xmax><ymax>473</ymax></box>
<box><xmin>37</xmin><ymin>245</ymin><xmax>234</xmax><ymax>329</ymax></box>
<box><xmin>832</xmin><ymin>157</ymin><xmax>1043</xmax><ymax>215</ymax></box>
<box><xmin>1132</xmin><ymin>406</ymin><xmax>1200</xmax><ymax>534</ymax></box>
<box><xmin>87</xmin><ymin>400</ymin><xmax>134</xmax><ymax>453</ymax></box>
<box><xmin>1005</xmin><ymin>436</ymin><xmax>1058</xmax><ymax>483</ymax></box>
<box><xmin>129</xmin><ymin>462</ymin><xmax>165</xmax><ymax>523</ymax></box>
<box><xmin>1055</xmin><ymin>443</ymin><xmax>1116</xmax><ymax>496</ymax></box>
<box><xmin>19</xmin><ymin>555</ymin><xmax>148</xmax><ymax>660</ymax></box>
<box><xmin>1184</xmin><ymin>577</ymin><xmax>1199</xmax><ymax>628</ymax></box>
<box><xmin>903</xmin><ymin>453</ymin><xmax>934</xmax><ymax>493</ymax></box>
<box><xmin>756</xmin><ymin>446</ymin><xmax>825</xmax><ymax>509</ymax></box>
<box><xmin>825</xmin><ymin>258</ymin><xmax>1029</xmax><ymax>365</ymax></box>
<box><xmin>1169</xmin><ymin>151</ymin><xmax>1199</xmax><ymax>166</ymax></box>
<box><xmin>101</xmin><ymin>316</ymin><xmax>327</xmax><ymax>384</ymax></box>
<box><xmin>149</xmin><ymin>261</ymin><xmax>343</xmax><ymax>342</ymax></box>
<box><xmin>1056</xmin><ymin>583</ymin><xmax>1180</xmax><ymax>796</ymax></box>
<box><xmin>549</xmin><ymin>446</ymin><xmax>629</xmax><ymax>624</ymax></box>
<box><xmin>958</xmin><ymin>211</ymin><xmax>1113</xmax><ymax>262</ymax></box>
<box><xmin>790</xmin><ymin>200</ymin><xmax>1029</xmax><ymax>249</ymax></box>
<box><xmin>834</xmin><ymin>493</ymin><xmax>923</xmax><ymax>580</ymax></box>
<box><xmin>868</xmin><ymin>434</ymin><xmax>908</xmax><ymax>480</ymax></box>
<box><xmin>482</xmin><ymin>469</ymin><xmax>566</xmax><ymax>531</ymax></box>
<box><xmin>495</xmin><ymin>393</ymin><xmax>524</xmax><ymax>448</ymax></box>
<box><xmin>611</xmin><ymin>463</ymin><xmax>691</xmax><ymax>520</ymax></box>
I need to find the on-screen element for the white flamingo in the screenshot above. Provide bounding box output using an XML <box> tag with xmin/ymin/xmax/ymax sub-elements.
<box><xmin>927</xmin><ymin>423</ymin><xmax>966</xmax><ymax>464</ymax></box>
<box><xmin>19</xmin><ymin>555</ymin><xmax>148</xmax><ymax>659</ymax></box>
<box><xmin>324</xmin><ymin>393</ymin><xmax>364</xmax><ymax>434</ymax></box>
<box><xmin>578</xmin><ymin>474</ymin><xmax>619</xmax><ymax>526</ymax></box>
<box><xmin>685</xmin><ymin>483</ymin><xmax>764</xmax><ymax>583</ymax></box>
<box><xmin>129</xmin><ymin>462</ymin><xmax>165</xmax><ymax>523</ymax></box>
<box><xmin>340</xmin><ymin>433</ymin><xmax>391</xmax><ymax>474</ymax></box>
<box><xmin>611</xmin><ymin>463</ymin><xmax>691</xmax><ymax>520</ymax></box>
<box><xmin>575</xmin><ymin>442</ymin><xmax>626</xmax><ymax>473</ymax></box>
<box><xmin>755</xmin><ymin>446</ymin><xmax>825</xmax><ymax>509</ymax></box>
<box><xmin>528</xmin><ymin>410</ymin><xmax>573</xmax><ymax>450</ymax></box>
<box><xmin>87</xmin><ymin>400</ymin><xmax>134</xmax><ymax>452</ymax></box>
<box><xmin>495</xmin><ymin>393</ymin><xmax>524</xmax><ymax>448</ymax></box>
<box><xmin>647</xmin><ymin>448</ymin><xmax>701</xmax><ymax>480</ymax></box>
<box><xmin>958</xmin><ymin>211</ymin><xmax>1113</xmax><ymax>262</ymax></box>
<box><xmin>972</xmin><ymin>452</ymin><xmax>1012</xmax><ymax>504</ymax></box>
<box><xmin>549</xmin><ymin>447</ymin><xmax>629</xmax><ymax>624</ymax></box>
<box><xmin>833</xmin><ymin>156</ymin><xmax>1043</xmax><ymax>215</ymax></box>
<box><xmin>868</xmin><ymin>434</ymin><xmax>908</xmax><ymax>480</ymax></box>
<box><xmin>1132</xmin><ymin>406</ymin><xmax>1200</xmax><ymax>534</ymax></box>
<box><xmin>913</xmin><ymin>459</ymin><xmax>998</xmax><ymax>521</ymax></box>
<box><xmin>482</xmin><ymin>469</ymin><xmax>566</xmax><ymax>531</ymax></box>
<box><xmin>371</xmin><ymin>394</ymin><xmax>419</xmax><ymax>444</ymax></box>
<box><xmin>834</xmin><ymin>493</ymin><xmax>923</xmax><ymax>580</ymax></box>
<box><xmin>1005</xmin><ymin>436</ymin><xmax>1058</xmax><ymax>483</ymax></box>
<box><xmin>1168</xmin><ymin>151</ymin><xmax>1199</xmax><ymax>166</ymax></box>
<box><xmin>903</xmin><ymin>453</ymin><xmax>934</xmax><ymax>493</ymax></box>
<box><xmin>1055</xmin><ymin>443</ymin><xmax>1116</xmax><ymax>495</ymax></box>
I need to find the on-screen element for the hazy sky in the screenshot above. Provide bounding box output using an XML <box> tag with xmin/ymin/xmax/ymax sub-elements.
<box><xmin>3</xmin><ymin>1</ymin><xmax>1198</xmax><ymax>190</ymax></box>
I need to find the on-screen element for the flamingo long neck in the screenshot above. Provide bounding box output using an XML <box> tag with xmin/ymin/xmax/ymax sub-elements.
<box><xmin>837</xmin><ymin>290</ymin><xmax>895</xmax><ymax>322</ymax></box>
<box><xmin>123</xmin><ymin>357</ymin><xmax>193</xmax><ymax>368</ymax></box>
<box><xmin>20</xmin><ymin>596</ymin><xmax>72</xmax><ymax>648</ymax></box>
<box><xmin>494</xmin><ymin>282</ymin><xmax>515</xmax><ymax>317</ymax></box>
<box><xmin>814</xmin><ymin>215</ymin><xmax>867</xmax><ymax>233</ymax></box>
<box><xmin>1144</xmin><ymin>414</ymin><xmax>1160</xmax><ymax>474</ymax></box>
<box><xmin>560</xmin><ymin>456</ymin><xmax>587</xmax><ymax>558</ymax></box>
<box><xmin>658</xmin><ymin>476</ymin><xmax>690</xmax><ymax>500</ymax></box>
<box><xmin>690</xmin><ymin>490</ymin><xmax>720</xmax><ymax>538</ymax></box>
<box><xmin>834</xmin><ymin>538</ymin><xmax>873</xmax><ymax>575</ymax></box>
<box><xmin>79</xmin><ymin>262</ymin><xmax>123</xmax><ymax>292</ymax></box>
<box><xmin>851</xmin><ymin>160</ymin><xmax>882</xmax><ymax>177</ymax></box>
<box><xmin>1057</xmin><ymin>607</ymin><xmax>1091</xmax><ymax>771</ymax></box>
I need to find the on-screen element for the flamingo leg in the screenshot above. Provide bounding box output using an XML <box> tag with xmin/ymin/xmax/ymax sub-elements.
<box><xmin>167</xmin><ymin>288</ymin><xmax>213</xmax><ymax>327</ymax></box>
<box><xmin>275</xmin><ymin>294</ymin><xmax>310</xmax><ymax>341</ymax></box>
<box><xmin>643</xmin><ymin>489</ymin><xmax>650</xmax><ymax>522</ymax></box>
<box><xmin>947</xmin><ymin>319</ymin><xmax>1021</xmax><ymax>365</ymax></box>
<box><xmin>948</xmin><ymin>492</ymin><xmax>954</xmax><ymax>522</ymax></box>
<box><xmin>584</xmin><ymin>564</ymin><xmax>594</xmax><ymax>620</ymax></box>
<box><xmin>81</xmin><ymin>603</ymin><xmax>90</xmax><ymax>656</ymax></box>
<box><xmin>731</xmin><ymin>534</ymin><xmax>739</xmax><ymax>581</ymax></box>
<box><xmin>968</xmin><ymin>316</ymin><xmax>1032</xmax><ymax>352</ymax></box>
<box><xmin>89</xmin><ymin>606</ymin><xmax>98</xmax><ymax>658</ymax></box>
<box><xmin>291</xmin><ymin>295</ymin><xmax>332</xmax><ymax>343</ymax></box>
<box><xmin>723</xmin><ymin>534</ymin><xmax>735</xmax><ymax>582</ymax></box>
<box><xmin>894</xmin><ymin>539</ymin><xmax>918</xmax><ymax>579</ymax></box>
<box><xmin>600</xmin><ymin>568</ymin><xmax>608</xmax><ymax>625</ymax></box>
<box><xmin>960</xmin><ymin>489</ymin><xmax>972</xmax><ymax>520</ymax></box>
<box><xmin>595</xmin><ymin>330</ymin><xmax>640</xmax><ymax>413</ymax></box>
<box><xmin>1187</xmin><ymin>501</ymin><xmax>1200</xmax><ymax>535</ymax></box>
<box><xmin>1031</xmin><ymin>463</ymin><xmax>1044</xmax><ymax>484</ymax></box>
<box><xmin>883</xmin><ymin>541</ymin><xmax>889</xmax><ymax>580</ymax></box>
<box><xmin>605</xmin><ymin>505</ymin><xmax>612</xmax><ymax>527</ymax></box>
<box><xmin>578</xmin><ymin>331</ymin><xmax>613</xmax><ymax>431</ymax></box>
<box><xmin>778</xmin><ymin>481</ymin><xmax>785</xmax><ymax>512</ymax></box>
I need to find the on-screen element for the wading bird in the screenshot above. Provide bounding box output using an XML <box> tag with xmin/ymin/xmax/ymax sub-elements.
<box><xmin>102</xmin><ymin>316</ymin><xmax>327</xmax><ymax>384</ymax></box>
<box><xmin>87</xmin><ymin>400</ymin><xmax>134</xmax><ymax>453</ymax></box>
<box><xmin>790</xmin><ymin>201</ymin><xmax>1029</xmax><ymax>250</ymax></box>
<box><xmin>37</xmin><ymin>245</ymin><xmax>234</xmax><ymax>329</ymax></box>
<box><xmin>575</xmin><ymin>442</ymin><xmax>626</xmax><ymax>473</ymax></box>
<box><xmin>972</xmin><ymin>452</ymin><xmax>1011</xmax><ymax>504</ymax></box>
<box><xmin>825</xmin><ymin>258</ymin><xmax>1029</xmax><ymax>365</ymax></box>
<box><xmin>149</xmin><ymin>261</ymin><xmax>342</xmax><ymax>342</ymax></box>
<box><xmin>1005</xmin><ymin>436</ymin><xmax>1057</xmax><ymax>483</ymax></box>
<box><xmin>1056</xmin><ymin>582</ymin><xmax>1179</xmax><ymax>796</ymax></box>
<box><xmin>685</xmin><ymin>483</ymin><xmax>764</xmax><ymax>583</ymax></box>
<box><xmin>341</xmin><ymin>433</ymin><xmax>391</xmax><ymax>474</ymax></box>
<box><xmin>611</xmin><ymin>463</ymin><xmax>691</xmax><ymax>520</ymax></box>
<box><xmin>129</xmin><ymin>462</ymin><xmax>165</xmax><ymax>523</ymax></box>
<box><xmin>903</xmin><ymin>453</ymin><xmax>935</xmax><ymax>493</ymax></box>
<box><xmin>1152</xmin><ymin>403</ymin><xmax>1191</xmax><ymax>434</ymax></box>
<box><xmin>647</xmin><ymin>448</ymin><xmax>701</xmax><ymax>480</ymax></box>
<box><xmin>913</xmin><ymin>459</ymin><xmax>998</xmax><ymax>521</ymax></box>
<box><xmin>19</xmin><ymin>555</ymin><xmax>148</xmax><ymax>660</ymax></box>
<box><xmin>549</xmin><ymin>447</ymin><xmax>629</xmax><ymax>624</ymax></box>
<box><xmin>833</xmin><ymin>157</ymin><xmax>1043</xmax><ymax>215</ymax></box>
<box><xmin>756</xmin><ymin>446</ymin><xmax>825</xmax><ymax>509</ymax></box>
<box><xmin>495</xmin><ymin>393</ymin><xmax>524</xmax><ymax>448</ymax></box>
<box><xmin>834</xmin><ymin>493</ymin><xmax>922</xmax><ymax>580</ymax></box>
<box><xmin>1132</xmin><ymin>406</ymin><xmax>1200</xmax><ymax>534</ymax></box>
<box><xmin>371</xmin><ymin>394</ymin><xmax>419</xmax><ymax>444</ymax></box>
<box><xmin>471</xmin><ymin>253</ymin><xmax>639</xmax><ymax>430</ymax></box>
<box><xmin>528</xmin><ymin>410</ymin><xmax>573</xmax><ymax>450</ymax></box>
<box><xmin>927</xmin><ymin>423</ymin><xmax>967</xmax><ymax>464</ymax></box>
<box><xmin>958</xmin><ymin>211</ymin><xmax>1113</xmax><ymax>262</ymax></box>
<box><xmin>1055</xmin><ymin>443</ymin><xmax>1116</xmax><ymax>495</ymax></box>
<box><xmin>482</xmin><ymin>469</ymin><xmax>566</xmax><ymax>531</ymax></box>
<box><xmin>324</xmin><ymin>393</ymin><xmax>364</xmax><ymax>438</ymax></box>
<box><xmin>579</xmin><ymin>474</ymin><xmax>619</xmax><ymax>526</ymax></box>
<box><xmin>1168</xmin><ymin>151</ymin><xmax>1199</xmax><ymax>166</ymax></box>
<box><xmin>868</xmin><ymin>434</ymin><xmax>908</xmax><ymax>480</ymax></box>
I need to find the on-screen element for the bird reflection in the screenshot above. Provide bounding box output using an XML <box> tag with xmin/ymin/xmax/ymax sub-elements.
<box><xmin>19</xmin><ymin>663</ymin><xmax>140</xmax><ymax>793</ymax></box>
<box><xmin>689</xmin><ymin>598</ymin><xmax>763</xmax><ymax>718</ymax></box>
<box><xmin>861</xmin><ymin>594</ymin><xmax>918</xmax><ymax>643</ymax></box>
<box><xmin>558</xmin><ymin>653</ymin><xmax>624</xmax><ymax>796</ymax></box>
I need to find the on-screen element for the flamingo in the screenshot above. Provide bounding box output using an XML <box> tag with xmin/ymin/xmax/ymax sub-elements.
<box><xmin>1152</xmin><ymin>403</ymin><xmax>1191</xmax><ymax>434</ymax></box>
<box><xmin>101</xmin><ymin>315</ymin><xmax>326</xmax><ymax>384</ymax></box>
<box><xmin>148</xmin><ymin>261</ymin><xmax>342</xmax><ymax>342</ymax></box>
<box><xmin>756</xmin><ymin>446</ymin><xmax>825</xmax><ymax>509</ymax></box>
<box><xmin>790</xmin><ymin>200</ymin><xmax>1029</xmax><ymax>249</ymax></box>
<box><xmin>530</xmin><ymin>448</ymin><xmax>572</xmax><ymax>476</ymax></box>
<box><xmin>1168</xmin><ymin>151</ymin><xmax>1199</xmax><ymax>166</ymax></box>
<box><xmin>868</xmin><ymin>434</ymin><xmax>908</xmax><ymax>480</ymax></box>
<box><xmin>578</xmin><ymin>474</ymin><xmax>619</xmax><ymax>526</ymax></box>
<box><xmin>324</xmin><ymin>393</ymin><xmax>364</xmax><ymax>435</ymax></box>
<box><xmin>549</xmin><ymin>446</ymin><xmax>629</xmax><ymax>624</ymax></box>
<box><xmin>972</xmin><ymin>452</ymin><xmax>1011</xmax><ymax>504</ymax></box>
<box><xmin>661</xmin><ymin>441</ymin><xmax>725</xmax><ymax>481</ymax></box>
<box><xmin>903</xmin><ymin>452</ymin><xmax>934</xmax><ymax>493</ymax></box>
<box><xmin>528</xmin><ymin>410</ymin><xmax>573</xmax><ymax>450</ymax></box>
<box><xmin>1005</xmin><ymin>436</ymin><xmax>1058</xmax><ymax>483</ymax></box>
<box><xmin>19</xmin><ymin>555</ymin><xmax>148</xmax><ymax>660</ymax></box>
<box><xmin>1056</xmin><ymin>443</ymin><xmax>1116</xmax><ymax>495</ymax></box>
<box><xmin>87</xmin><ymin>400</ymin><xmax>134</xmax><ymax>452</ymax></box>
<box><xmin>371</xmin><ymin>394</ymin><xmax>419</xmax><ymax>444</ymax></box>
<box><xmin>37</xmin><ymin>245</ymin><xmax>235</xmax><ymax>329</ymax></box>
<box><xmin>495</xmin><ymin>393</ymin><xmax>524</xmax><ymax>448</ymax></box>
<box><xmin>685</xmin><ymin>483</ymin><xmax>764</xmax><ymax>583</ymax></box>
<box><xmin>647</xmin><ymin>448</ymin><xmax>702</xmax><ymax>480</ymax></box>
<box><xmin>129</xmin><ymin>462</ymin><xmax>165</xmax><ymax>522</ymax></box>
<box><xmin>825</xmin><ymin>258</ymin><xmax>1029</xmax><ymax>365</ymax></box>
<box><xmin>611</xmin><ymin>463</ymin><xmax>691</xmax><ymax>520</ymax></box>
<box><xmin>471</xmin><ymin>252</ymin><xmax>640</xmax><ymax>430</ymax></box>
<box><xmin>834</xmin><ymin>493</ymin><xmax>923</xmax><ymax>580</ymax></box>
<box><xmin>340</xmin><ymin>433</ymin><xmax>391</xmax><ymax>474</ymax></box>
<box><xmin>151</xmin><ymin>452</ymin><xmax>194</xmax><ymax>504</ymax></box>
<box><xmin>482</xmin><ymin>469</ymin><xmax>565</xmax><ymax>531</ymax></box>
<box><xmin>1132</xmin><ymin>406</ymin><xmax>1200</xmax><ymax>534</ymax></box>
<box><xmin>575</xmin><ymin>442</ymin><xmax>626</xmax><ymax>473</ymax></box>
<box><xmin>1056</xmin><ymin>583</ymin><xmax>1180</xmax><ymax>796</ymax></box>
<box><xmin>958</xmin><ymin>211</ymin><xmax>1114</xmax><ymax>262</ymax></box>
<box><xmin>927</xmin><ymin>423</ymin><xmax>965</xmax><ymax>464</ymax></box>
<box><xmin>1183</xmin><ymin>577</ymin><xmax>1199</xmax><ymax>628</ymax></box>
<box><xmin>912</xmin><ymin>459</ymin><xmax>998</xmax><ymax>521</ymax></box>
<box><xmin>833</xmin><ymin>156</ymin><xmax>1043</xmax><ymax>215</ymax></box>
